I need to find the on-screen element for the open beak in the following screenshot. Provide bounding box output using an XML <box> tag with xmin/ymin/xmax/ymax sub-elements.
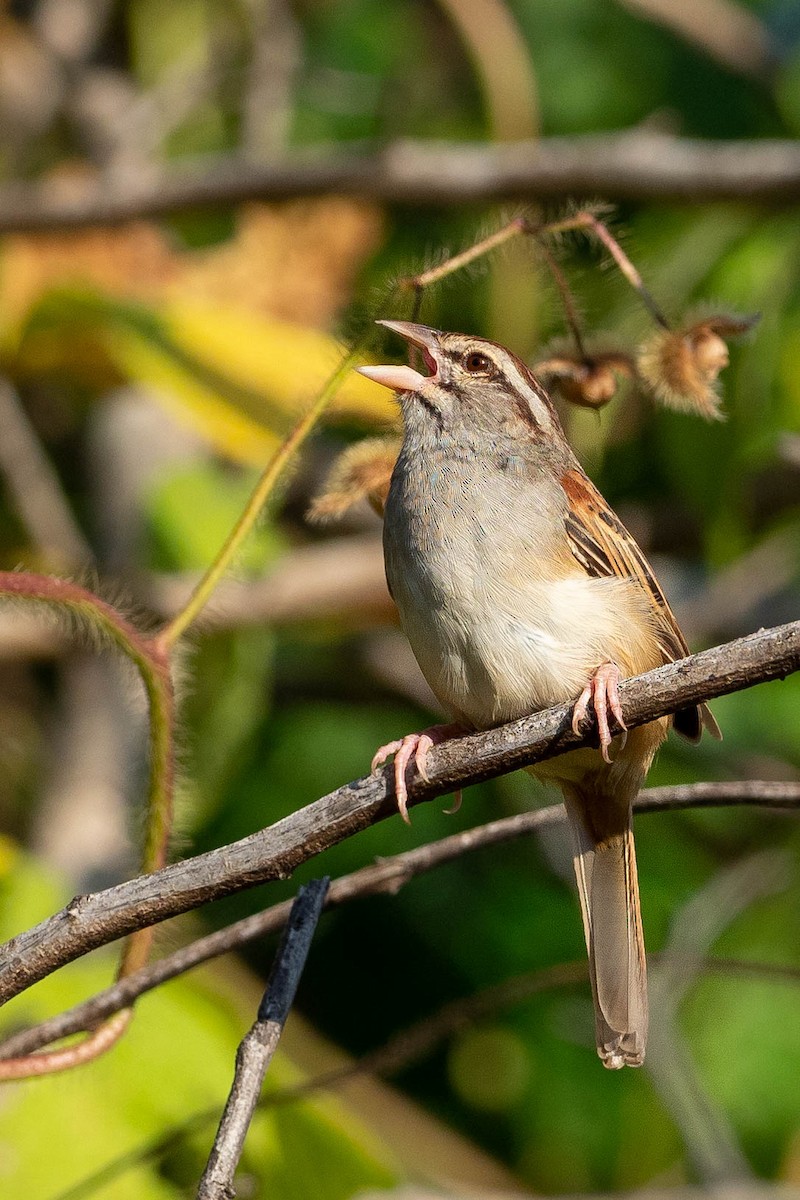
<box><xmin>357</xmin><ymin>320</ymin><xmax>441</xmax><ymax>393</ymax></box>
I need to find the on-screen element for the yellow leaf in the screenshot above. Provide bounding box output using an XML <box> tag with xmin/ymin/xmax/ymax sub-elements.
<box><xmin>8</xmin><ymin>285</ymin><xmax>398</xmax><ymax>465</ymax></box>
<box><xmin>111</xmin><ymin>322</ymin><xmax>280</xmax><ymax>465</ymax></box>
<box><xmin>161</xmin><ymin>302</ymin><xmax>399</xmax><ymax>425</ymax></box>
<box><xmin>109</xmin><ymin>301</ymin><xmax>398</xmax><ymax>465</ymax></box>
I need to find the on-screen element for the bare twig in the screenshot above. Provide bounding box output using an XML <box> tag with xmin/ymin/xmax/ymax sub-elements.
<box><xmin>615</xmin><ymin>0</ymin><xmax>775</xmax><ymax>83</ymax></box>
<box><xmin>3</xmin><ymin>133</ymin><xmax>800</xmax><ymax>234</ymax></box>
<box><xmin>268</xmin><ymin>954</ymin><xmax>800</xmax><ymax>1110</ymax></box>
<box><xmin>146</xmin><ymin>533</ymin><xmax>391</xmax><ymax>629</ymax></box>
<box><xmin>646</xmin><ymin>851</ymin><xmax>792</xmax><ymax>1181</ymax></box>
<box><xmin>0</xmin><ymin>620</ymin><xmax>798</xmax><ymax>1008</ymax></box>
<box><xmin>196</xmin><ymin>878</ymin><xmax>329</xmax><ymax>1200</ymax></box>
<box><xmin>1</xmin><ymin>779</ymin><xmax>797</xmax><ymax>1061</ymax></box>
<box><xmin>0</xmin><ymin>377</ymin><xmax>92</xmax><ymax>568</ymax></box>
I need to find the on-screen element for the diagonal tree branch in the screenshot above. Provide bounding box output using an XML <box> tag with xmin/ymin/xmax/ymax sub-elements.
<box><xmin>0</xmin><ymin>619</ymin><xmax>798</xmax><ymax>1008</ymax></box>
<box><xmin>1</xmin><ymin>779</ymin><xmax>797</xmax><ymax>1061</ymax></box>
<box><xmin>3</xmin><ymin>132</ymin><xmax>800</xmax><ymax>234</ymax></box>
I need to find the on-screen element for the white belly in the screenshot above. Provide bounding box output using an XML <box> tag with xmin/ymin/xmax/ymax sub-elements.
<box><xmin>383</xmin><ymin>449</ymin><xmax>660</xmax><ymax>731</ymax></box>
<box><xmin>393</xmin><ymin>563</ymin><xmax>647</xmax><ymax>729</ymax></box>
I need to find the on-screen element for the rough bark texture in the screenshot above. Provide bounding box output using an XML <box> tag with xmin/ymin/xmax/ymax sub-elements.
<box><xmin>0</xmin><ymin>620</ymin><xmax>797</xmax><ymax>1007</ymax></box>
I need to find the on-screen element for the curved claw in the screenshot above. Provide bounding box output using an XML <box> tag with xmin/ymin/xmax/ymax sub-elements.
<box><xmin>443</xmin><ymin>789</ymin><xmax>463</xmax><ymax>816</ymax></box>
<box><xmin>370</xmin><ymin>723</ymin><xmax>466</xmax><ymax>824</ymax></box>
<box><xmin>572</xmin><ymin>661</ymin><xmax>627</xmax><ymax>763</ymax></box>
<box><xmin>372</xmin><ymin>739</ymin><xmax>403</xmax><ymax>774</ymax></box>
<box><xmin>392</xmin><ymin>734</ymin><xmax>425</xmax><ymax>824</ymax></box>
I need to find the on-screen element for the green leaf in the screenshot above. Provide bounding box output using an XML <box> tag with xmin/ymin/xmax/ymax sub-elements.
<box><xmin>0</xmin><ymin>848</ymin><xmax>402</xmax><ymax>1198</ymax></box>
<box><xmin>143</xmin><ymin>462</ymin><xmax>286</xmax><ymax>573</ymax></box>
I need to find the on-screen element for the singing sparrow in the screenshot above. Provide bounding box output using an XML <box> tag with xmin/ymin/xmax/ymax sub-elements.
<box><xmin>358</xmin><ymin>320</ymin><xmax>720</xmax><ymax>1069</ymax></box>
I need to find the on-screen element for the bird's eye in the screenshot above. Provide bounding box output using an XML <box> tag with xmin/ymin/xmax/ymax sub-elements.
<box><xmin>463</xmin><ymin>351</ymin><xmax>490</xmax><ymax>373</ymax></box>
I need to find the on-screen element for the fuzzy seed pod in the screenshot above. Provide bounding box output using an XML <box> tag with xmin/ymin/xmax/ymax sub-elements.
<box><xmin>534</xmin><ymin>348</ymin><xmax>635</xmax><ymax>410</ymax></box>
<box><xmin>637</xmin><ymin>312</ymin><xmax>757</xmax><ymax>421</ymax></box>
<box><xmin>308</xmin><ymin>436</ymin><xmax>401</xmax><ymax>522</ymax></box>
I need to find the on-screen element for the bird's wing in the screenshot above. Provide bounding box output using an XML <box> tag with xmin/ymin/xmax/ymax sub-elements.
<box><xmin>559</xmin><ymin>467</ymin><xmax>719</xmax><ymax>741</ymax></box>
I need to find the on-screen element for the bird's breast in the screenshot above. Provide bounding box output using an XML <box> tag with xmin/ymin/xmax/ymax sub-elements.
<box><xmin>383</xmin><ymin>453</ymin><xmax>657</xmax><ymax>729</ymax></box>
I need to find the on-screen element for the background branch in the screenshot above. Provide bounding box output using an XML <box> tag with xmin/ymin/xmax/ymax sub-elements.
<box><xmin>3</xmin><ymin>132</ymin><xmax>800</xmax><ymax>233</ymax></box>
<box><xmin>645</xmin><ymin>851</ymin><xmax>792</xmax><ymax>1181</ymax></box>
<box><xmin>36</xmin><ymin>950</ymin><xmax>800</xmax><ymax>1200</ymax></box>
<box><xmin>146</xmin><ymin>533</ymin><xmax>391</xmax><ymax>630</ymax></box>
<box><xmin>0</xmin><ymin>619</ymin><xmax>798</xmax><ymax>1009</ymax></box>
<box><xmin>2</xmin><ymin>779</ymin><xmax>796</xmax><ymax>1061</ymax></box>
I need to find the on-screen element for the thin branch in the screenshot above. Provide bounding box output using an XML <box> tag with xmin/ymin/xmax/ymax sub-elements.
<box><xmin>0</xmin><ymin>619</ymin><xmax>798</xmax><ymax>1007</ymax></box>
<box><xmin>40</xmin><ymin>950</ymin><xmax>800</xmax><ymax>1200</ymax></box>
<box><xmin>267</xmin><ymin>955</ymin><xmax>800</xmax><ymax>1110</ymax></box>
<box><xmin>2</xmin><ymin>133</ymin><xmax>800</xmax><ymax>234</ymax></box>
<box><xmin>155</xmin><ymin>348</ymin><xmax>361</xmax><ymax>652</ymax></box>
<box><xmin>1</xmin><ymin>779</ymin><xmax>797</xmax><ymax>1060</ymax></box>
<box><xmin>196</xmin><ymin>878</ymin><xmax>329</xmax><ymax>1200</ymax></box>
<box><xmin>0</xmin><ymin>378</ymin><xmax>92</xmax><ymax>569</ymax></box>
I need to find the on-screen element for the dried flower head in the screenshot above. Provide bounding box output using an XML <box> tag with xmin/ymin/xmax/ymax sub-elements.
<box><xmin>637</xmin><ymin>312</ymin><xmax>758</xmax><ymax>421</ymax></box>
<box><xmin>534</xmin><ymin>344</ymin><xmax>635</xmax><ymax>410</ymax></box>
<box><xmin>308</xmin><ymin>436</ymin><xmax>401</xmax><ymax>523</ymax></box>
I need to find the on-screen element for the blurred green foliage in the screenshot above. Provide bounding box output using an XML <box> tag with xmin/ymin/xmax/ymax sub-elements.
<box><xmin>0</xmin><ymin>0</ymin><xmax>799</xmax><ymax>1196</ymax></box>
<box><xmin>0</xmin><ymin>848</ymin><xmax>400</xmax><ymax>1199</ymax></box>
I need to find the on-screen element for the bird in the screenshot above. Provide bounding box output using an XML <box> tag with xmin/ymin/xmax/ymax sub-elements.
<box><xmin>357</xmin><ymin>319</ymin><xmax>720</xmax><ymax>1069</ymax></box>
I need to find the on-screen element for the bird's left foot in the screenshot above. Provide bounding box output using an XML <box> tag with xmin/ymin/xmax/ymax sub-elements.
<box><xmin>571</xmin><ymin>661</ymin><xmax>627</xmax><ymax>764</ymax></box>
<box><xmin>371</xmin><ymin>722</ymin><xmax>465</xmax><ymax>824</ymax></box>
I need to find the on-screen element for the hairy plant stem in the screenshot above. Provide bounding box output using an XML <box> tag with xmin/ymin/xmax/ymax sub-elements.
<box><xmin>155</xmin><ymin>347</ymin><xmax>361</xmax><ymax>652</ymax></box>
<box><xmin>0</xmin><ymin>574</ymin><xmax>176</xmax><ymax>1077</ymax></box>
<box><xmin>400</xmin><ymin>210</ymin><xmax>671</xmax><ymax>346</ymax></box>
<box><xmin>402</xmin><ymin>217</ymin><xmax>528</xmax><ymax>290</ymax></box>
<box><xmin>540</xmin><ymin>209</ymin><xmax>671</xmax><ymax>328</ymax></box>
<box><xmin>0</xmin><ymin>338</ymin><xmax>362</xmax><ymax>1077</ymax></box>
<box><xmin>533</xmin><ymin>233</ymin><xmax>588</xmax><ymax>358</ymax></box>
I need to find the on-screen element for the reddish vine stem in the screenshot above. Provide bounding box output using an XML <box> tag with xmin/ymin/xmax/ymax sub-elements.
<box><xmin>0</xmin><ymin>574</ymin><xmax>176</xmax><ymax>1078</ymax></box>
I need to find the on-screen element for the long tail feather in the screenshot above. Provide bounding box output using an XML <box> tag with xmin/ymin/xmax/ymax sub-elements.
<box><xmin>563</xmin><ymin>788</ymin><xmax>648</xmax><ymax>1069</ymax></box>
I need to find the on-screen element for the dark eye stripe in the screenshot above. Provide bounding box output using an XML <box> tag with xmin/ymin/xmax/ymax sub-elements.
<box><xmin>510</xmin><ymin>393</ymin><xmax>541</xmax><ymax>430</ymax></box>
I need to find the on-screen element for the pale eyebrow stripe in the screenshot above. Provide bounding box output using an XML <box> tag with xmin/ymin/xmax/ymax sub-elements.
<box><xmin>503</xmin><ymin>358</ymin><xmax>552</xmax><ymax>426</ymax></box>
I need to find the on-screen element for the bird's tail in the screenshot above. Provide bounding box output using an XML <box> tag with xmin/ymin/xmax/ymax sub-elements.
<box><xmin>562</xmin><ymin>786</ymin><xmax>648</xmax><ymax>1069</ymax></box>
